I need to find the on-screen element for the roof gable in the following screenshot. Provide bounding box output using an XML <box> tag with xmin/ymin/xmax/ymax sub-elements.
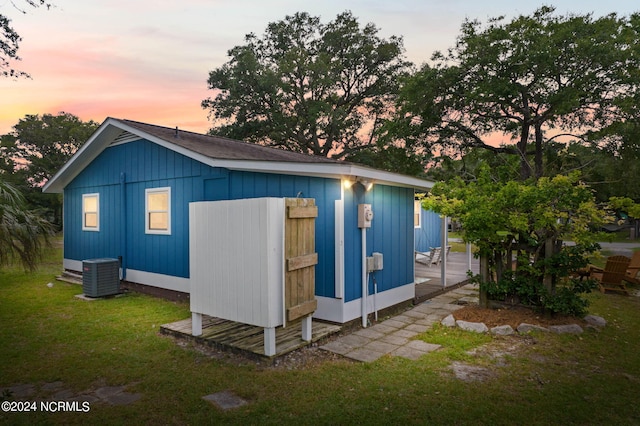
<box><xmin>42</xmin><ymin>118</ymin><xmax>434</xmax><ymax>193</ymax></box>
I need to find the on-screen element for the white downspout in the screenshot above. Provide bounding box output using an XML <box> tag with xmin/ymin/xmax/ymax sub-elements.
<box><xmin>361</xmin><ymin>227</ymin><xmax>368</xmax><ymax>328</ymax></box>
<box><xmin>441</xmin><ymin>215</ymin><xmax>448</xmax><ymax>288</ymax></box>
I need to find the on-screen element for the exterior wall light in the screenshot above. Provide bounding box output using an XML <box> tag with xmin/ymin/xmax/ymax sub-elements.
<box><xmin>358</xmin><ymin>178</ymin><xmax>373</xmax><ymax>191</ymax></box>
<box><xmin>343</xmin><ymin>178</ymin><xmax>355</xmax><ymax>189</ymax></box>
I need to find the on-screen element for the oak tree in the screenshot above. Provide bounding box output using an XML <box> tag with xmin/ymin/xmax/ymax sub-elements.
<box><xmin>394</xmin><ymin>6</ymin><xmax>640</xmax><ymax>180</ymax></box>
<box><xmin>202</xmin><ymin>11</ymin><xmax>411</xmax><ymax>160</ymax></box>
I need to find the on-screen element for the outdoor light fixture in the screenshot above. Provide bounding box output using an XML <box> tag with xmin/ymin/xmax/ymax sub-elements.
<box><xmin>343</xmin><ymin>178</ymin><xmax>355</xmax><ymax>189</ymax></box>
<box><xmin>358</xmin><ymin>178</ymin><xmax>373</xmax><ymax>191</ymax></box>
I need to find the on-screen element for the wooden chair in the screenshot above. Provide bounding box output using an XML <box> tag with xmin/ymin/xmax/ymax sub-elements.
<box><xmin>624</xmin><ymin>251</ymin><xmax>640</xmax><ymax>285</ymax></box>
<box><xmin>590</xmin><ymin>255</ymin><xmax>631</xmax><ymax>295</ymax></box>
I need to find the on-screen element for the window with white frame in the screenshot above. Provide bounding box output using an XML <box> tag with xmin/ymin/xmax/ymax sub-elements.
<box><xmin>414</xmin><ymin>199</ymin><xmax>422</xmax><ymax>229</ymax></box>
<box><xmin>82</xmin><ymin>193</ymin><xmax>99</xmax><ymax>231</ymax></box>
<box><xmin>145</xmin><ymin>187</ymin><xmax>171</xmax><ymax>234</ymax></box>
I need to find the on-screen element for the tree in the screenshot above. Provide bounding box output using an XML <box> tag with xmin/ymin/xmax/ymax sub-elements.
<box><xmin>424</xmin><ymin>168</ymin><xmax>605</xmax><ymax>315</ymax></box>
<box><xmin>202</xmin><ymin>11</ymin><xmax>412</xmax><ymax>161</ymax></box>
<box><xmin>0</xmin><ymin>179</ymin><xmax>53</xmax><ymax>270</ymax></box>
<box><xmin>1</xmin><ymin>0</ymin><xmax>52</xmax><ymax>78</ymax></box>
<box><xmin>0</xmin><ymin>112</ymin><xmax>98</xmax><ymax>226</ymax></box>
<box><xmin>393</xmin><ymin>6</ymin><xmax>640</xmax><ymax>180</ymax></box>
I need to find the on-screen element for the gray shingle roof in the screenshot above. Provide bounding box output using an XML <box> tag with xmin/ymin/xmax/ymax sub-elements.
<box><xmin>121</xmin><ymin>119</ymin><xmax>343</xmax><ymax>164</ymax></box>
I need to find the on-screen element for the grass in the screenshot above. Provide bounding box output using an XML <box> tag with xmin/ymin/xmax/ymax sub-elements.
<box><xmin>2</xmin><ymin>239</ymin><xmax>640</xmax><ymax>424</ymax></box>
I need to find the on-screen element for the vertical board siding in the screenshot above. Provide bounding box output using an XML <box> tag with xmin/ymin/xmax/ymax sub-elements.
<box><xmin>64</xmin><ymin>139</ymin><xmax>211</xmax><ymax>281</ymax></box>
<box><xmin>415</xmin><ymin>209</ymin><xmax>442</xmax><ymax>252</ymax></box>
<box><xmin>64</xmin><ymin>138</ymin><xmax>341</xmax><ymax>299</ymax></box>
<box><xmin>190</xmin><ymin>198</ymin><xmax>284</xmax><ymax>328</ymax></box>
<box><xmin>227</xmin><ymin>171</ymin><xmax>339</xmax><ymax>299</ymax></box>
<box><xmin>342</xmin><ymin>184</ymin><xmax>414</xmax><ymax>302</ymax></box>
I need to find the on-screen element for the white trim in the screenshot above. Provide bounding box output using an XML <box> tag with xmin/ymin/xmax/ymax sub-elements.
<box><xmin>64</xmin><ymin>258</ymin><xmax>83</xmax><ymax>271</ymax></box>
<box><xmin>414</xmin><ymin>199</ymin><xmax>422</xmax><ymax>229</ymax></box>
<box><xmin>145</xmin><ymin>187</ymin><xmax>171</xmax><ymax>235</ymax></box>
<box><xmin>125</xmin><ymin>268</ymin><xmax>190</xmax><ymax>293</ymax></box>
<box><xmin>43</xmin><ymin>118</ymin><xmax>434</xmax><ymax>193</ymax></box>
<box><xmin>314</xmin><ymin>282</ymin><xmax>414</xmax><ymax>324</ymax></box>
<box><xmin>82</xmin><ymin>193</ymin><xmax>100</xmax><ymax>231</ymax></box>
<box><xmin>63</xmin><ymin>259</ymin><xmax>190</xmax><ymax>293</ymax></box>
<box><xmin>334</xmin><ymin>199</ymin><xmax>344</xmax><ymax>299</ymax></box>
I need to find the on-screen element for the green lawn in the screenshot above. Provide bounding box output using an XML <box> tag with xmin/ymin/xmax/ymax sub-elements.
<box><xmin>2</xmin><ymin>240</ymin><xmax>640</xmax><ymax>424</ymax></box>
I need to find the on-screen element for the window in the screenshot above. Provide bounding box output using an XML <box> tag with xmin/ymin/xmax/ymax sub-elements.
<box><xmin>82</xmin><ymin>193</ymin><xmax>99</xmax><ymax>231</ymax></box>
<box><xmin>414</xmin><ymin>199</ymin><xmax>422</xmax><ymax>229</ymax></box>
<box><xmin>145</xmin><ymin>187</ymin><xmax>171</xmax><ymax>234</ymax></box>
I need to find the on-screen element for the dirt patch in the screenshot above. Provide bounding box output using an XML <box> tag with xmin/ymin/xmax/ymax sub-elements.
<box><xmin>174</xmin><ymin>337</ymin><xmax>354</xmax><ymax>370</ymax></box>
<box><xmin>452</xmin><ymin>304</ymin><xmax>587</xmax><ymax>329</ymax></box>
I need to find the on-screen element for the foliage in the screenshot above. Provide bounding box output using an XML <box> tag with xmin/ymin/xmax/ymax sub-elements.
<box><xmin>0</xmin><ymin>1</ymin><xmax>52</xmax><ymax>78</ymax></box>
<box><xmin>424</xmin><ymin>168</ymin><xmax>605</xmax><ymax>314</ymax></box>
<box><xmin>4</xmin><ymin>241</ymin><xmax>640</xmax><ymax>424</ymax></box>
<box><xmin>393</xmin><ymin>6</ymin><xmax>640</xmax><ymax>180</ymax></box>
<box><xmin>425</xmin><ymin>147</ymin><xmax>521</xmax><ymax>184</ymax></box>
<box><xmin>609</xmin><ymin>196</ymin><xmax>640</xmax><ymax>219</ymax></box>
<box><xmin>202</xmin><ymin>11</ymin><xmax>412</xmax><ymax>164</ymax></box>
<box><xmin>0</xmin><ymin>112</ymin><xmax>98</xmax><ymax>226</ymax></box>
<box><xmin>0</xmin><ymin>179</ymin><xmax>53</xmax><ymax>270</ymax></box>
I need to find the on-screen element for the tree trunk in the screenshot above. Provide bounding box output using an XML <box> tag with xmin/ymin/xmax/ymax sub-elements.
<box><xmin>543</xmin><ymin>236</ymin><xmax>555</xmax><ymax>294</ymax></box>
<box><xmin>518</xmin><ymin>124</ymin><xmax>531</xmax><ymax>180</ymax></box>
<box><xmin>479</xmin><ymin>254</ymin><xmax>490</xmax><ymax>308</ymax></box>
<box><xmin>534</xmin><ymin>122</ymin><xmax>544</xmax><ymax>179</ymax></box>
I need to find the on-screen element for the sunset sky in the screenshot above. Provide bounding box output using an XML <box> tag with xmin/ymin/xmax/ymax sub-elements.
<box><xmin>2</xmin><ymin>0</ymin><xmax>639</xmax><ymax>136</ymax></box>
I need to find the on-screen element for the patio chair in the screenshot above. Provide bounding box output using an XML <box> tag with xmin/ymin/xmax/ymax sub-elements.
<box><xmin>415</xmin><ymin>246</ymin><xmax>453</xmax><ymax>267</ymax></box>
<box><xmin>415</xmin><ymin>250</ymin><xmax>434</xmax><ymax>266</ymax></box>
<box><xmin>590</xmin><ymin>255</ymin><xmax>631</xmax><ymax>295</ymax></box>
<box><xmin>624</xmin><ymin>251</ymin><xmax>640</xmax><ymax>285</ymax></box>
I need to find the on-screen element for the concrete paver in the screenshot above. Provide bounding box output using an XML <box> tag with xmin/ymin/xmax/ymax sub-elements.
<box><xmin>379</xmin><ymin>334</ymin><xmax>409</xmax><ymax>346</ymax></box>
<box><xmin>404</xmin><ymin>324</ymin><xmax>431</xmax><ymax>333</ymax></box>
<box><xmin>380</xmin><ymin>319</ymin><xmax>406</xmax><ymax>329</ymax></box>
<box><xmin>320</xmin><ymin>283</ymin><xmax>478</xmax><ymax>363</ymax></box>
<box><xmin>346</xmin><ymin>347</ymin><xmax>386</xmax><ymax>362</ymax></box>
<box><xmin>354</xmin><ymin>328</ymin><xmax>385</xmax><ymax>339</ymax></box>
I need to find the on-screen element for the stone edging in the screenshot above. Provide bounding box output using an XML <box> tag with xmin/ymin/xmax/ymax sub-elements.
<box><xmin>440</xmin><ymin>314</ymin><xmax>607</xmax><ymax>335</ymax></box>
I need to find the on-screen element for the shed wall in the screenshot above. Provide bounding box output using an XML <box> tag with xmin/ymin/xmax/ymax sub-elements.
<box><xmin>415</xmin><ymin>209</ymin><xmax>442</xmax><ymax>253</ymax></box>
<box><xmin>342</xmin><ymin>183</ymin><xmax>415</xmax><ymax>303</ymax></box>
<box><xmin>63</xmin><ymin>138</ymin><xmax>340</xmax><ymax>298</ymax></box>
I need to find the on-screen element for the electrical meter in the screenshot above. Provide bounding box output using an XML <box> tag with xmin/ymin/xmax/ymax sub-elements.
<box><xmin>358</xmin><ymin>204</ymin><xmax>373</xmax><ymax>228</ymax></box>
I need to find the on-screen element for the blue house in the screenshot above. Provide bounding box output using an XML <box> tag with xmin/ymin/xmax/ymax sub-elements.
<box><xmin>43</xmin><ymin>118</ymin><xmax>436</xmax><ymax>324</ymax></box>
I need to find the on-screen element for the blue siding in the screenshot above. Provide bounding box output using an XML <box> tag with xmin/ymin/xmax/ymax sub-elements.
<box><xmin>64</xmin><ymin>140</ymin><xmax>211</xmax><ymax>278</ymax></box>
<box><xmin>226</xmin><ymin>171</ymin><xmax>340</xmax><ymax>298</ymax></box>
<box><xmin>64</xmin><ymin>139</ymin><xmax>341</xmax><ymax>298</ymax></box>
<box><xmin>342</xmin><ymin>183</ymin><xmax>415</xmax><ymax>302</ymax></box>
<box><xmin>415</xmin><ymin>209</ymin><xmax>442</xmax><ymax>252</ymax></box>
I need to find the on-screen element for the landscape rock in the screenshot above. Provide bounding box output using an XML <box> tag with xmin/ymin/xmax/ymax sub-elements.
<box><xmin>548</xmin><ymin>324</ymin><xmax>583</xmax><ymax>334</ymax></box>
<box><xmin>456</xmin><ymin>320</ymin><xmax>488</xmax><ymax>333</ymax></box>
<box><xmin>517</xmin><ymin>323</ymin><xmax>549</xmax><ymax>333</ymax></box>
<box><xmin>441</xmin><ymin>314</ymin><xmax>456</xmax><ymax>328</ymax></box>
<box><xmin>490</xmin><ymin>325</ymin><xmax>515</xmax><ymax>335</ymax></box>
<box><xmin>583</xmin><ymin>315</ymin><xmax>606</xmax><ymax>328</ymax></box>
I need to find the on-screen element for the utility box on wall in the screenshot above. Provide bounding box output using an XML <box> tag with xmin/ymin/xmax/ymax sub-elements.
<box><xmin>358</xmin><ymin>203</ymin><xmax>373</xmax><ymax>228</ymax></box>
<box><xmin>82</xmin><ymin>258</ymin><xmax>120</xmax><ymax>297</ymax></box>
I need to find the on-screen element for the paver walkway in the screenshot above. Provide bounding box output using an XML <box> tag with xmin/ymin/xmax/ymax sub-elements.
<box><xmin>321</xmin><ymin>284</ymin><xmax>478</xmax><ymax>362</ymax></box>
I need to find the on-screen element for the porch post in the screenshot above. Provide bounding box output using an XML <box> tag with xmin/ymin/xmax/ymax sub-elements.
<box><xmin>441</xmin><ymin>216</ymin><xmax>448</xmax><ymax>288</ymax></box>
<box><xmin>301</xmin><ymin>315</ymin><xmax>312</xmax><ymax>341</ymax></box>
<box><xmin>192</xmin><ymin>312</ymin><xmax>202</xmax><ymax>336</ymax></box>
<box><xmin>264</xmin><ymin>327</ymin><xmax>276</xmax><ymax>356</ymax></box>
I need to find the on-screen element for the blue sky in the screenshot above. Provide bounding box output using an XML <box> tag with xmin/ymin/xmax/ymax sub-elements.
<box><xmin>1</xmin><ymin>0</ymin><xmax>638</xmax><ymax>134</ymax></box>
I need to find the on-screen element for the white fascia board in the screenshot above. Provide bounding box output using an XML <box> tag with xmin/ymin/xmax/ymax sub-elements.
<box><xmin>101</xmin><ymin>120</ymin><xmax>435</xmax><ymax>191</ymax></box>
<box><xmin>42</xmin><ymin>118</ymin><xmax>123</xmax><ymax>193</ymax></box>
<box><xmin>43</xmin><ymin>118</ymin><xmax>434</xmax><ymax>193</ymax></box>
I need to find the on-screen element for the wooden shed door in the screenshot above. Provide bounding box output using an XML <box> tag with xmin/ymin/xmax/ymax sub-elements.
<box><xmin>285</xmin><ymin>198</ymin><xmax>318</xmax><ymax>323</ymax></box>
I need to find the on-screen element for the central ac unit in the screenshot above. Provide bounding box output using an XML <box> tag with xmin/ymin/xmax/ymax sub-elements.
<box><xmin>82</xmin><ymin>258</ymin><xmax>120</xmax><ymax>297</ymax></box>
